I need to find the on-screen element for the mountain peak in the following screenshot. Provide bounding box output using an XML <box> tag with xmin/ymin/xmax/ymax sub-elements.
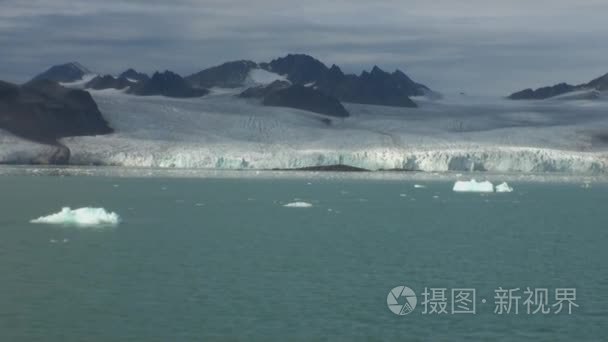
<box><xmin>185</xmin><ymin>60</ymin><xmax>258</xmax><ymax>88</ymax></box>
<box><xmin>31</xmin><ymin>62</ymin><xmax>91</xmax><ymax>83</ymax></box>
<box><xmin>509</xmin><ymin>71</ymin><xmax>608</xmax><ymax>100</ymax></box>
<box><xmin>129</xmin><ymin>70</ymin><xmax>208</xmax><ymax>98</ymax></box>
<box><xmin>120</xmin><ymin>68</ymin><xmax>149</xmax><ymax>82</ymax></box>
<box><xmin>585</xmin><ymin>72</ymin><xmax>608</xmax><ymax>91</ymax></box>
<box><xmin>267</xmin><ymin>54</ymin><xmax>329</xmax><ymax>84</ymax></box>
<box><xmin>66</xmin><ymin>62</ymin><xmax>90</xmax><ymax>74</ymax></box>
<box><xmin>371</xmin><ymin>65</ymin><xmax>385</xmax><ymax>74</ymax></box>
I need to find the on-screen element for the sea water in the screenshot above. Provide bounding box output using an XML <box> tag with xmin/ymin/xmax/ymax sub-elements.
<box><xmin>0</xmin><ymin>170</ymin><xmax>607</xmax><ymax>341</ymax></box>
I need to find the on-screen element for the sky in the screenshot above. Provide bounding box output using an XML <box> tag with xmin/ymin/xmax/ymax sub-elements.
<box><xmin>1</xmin><ymin>0</ymin><xmax>607</xmax><ymax>95</ymax></box>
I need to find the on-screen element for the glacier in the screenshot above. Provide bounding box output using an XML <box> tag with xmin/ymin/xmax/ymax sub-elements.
<box><xmin>1</xmin><ymin>86</ymin><xmax>607</xmax><ymax>173</ymax></box>
<box><xmin>31</xmin><ymin>207</ymin><xmax>121</xmax><ymax>227</ymax></box>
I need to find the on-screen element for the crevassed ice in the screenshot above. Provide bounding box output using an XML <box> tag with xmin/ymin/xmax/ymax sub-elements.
<box><xmin>453</xmin><ymin>179</ymin><xmax>494</xmax><ymax>193</ymax></box>
<box><xmin>6</xmin><ymin>88</ymin><xmax>606</xmax><ymax>173</ymax></box>
<box><xmin>31</xmin><ymin>207</ymin><xmax>120</xmax><ymax>227</ymax></box>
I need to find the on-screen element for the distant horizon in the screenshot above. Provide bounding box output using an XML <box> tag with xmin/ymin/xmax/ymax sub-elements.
<box><xmin>2</xmin><ymin>0</ymin><xmax>608</xmax><ymax>95</ymax></box>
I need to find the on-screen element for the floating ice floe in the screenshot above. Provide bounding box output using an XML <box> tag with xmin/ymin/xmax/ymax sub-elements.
<box><xmin>453</xmin><ymin>179</ymin><xmax>494</xmax><ymax>193</ymax></box>
<box><xmin>414</xmin><ymin>184</ymin><xmax>426</xmax><ymax>189</ymax></box>
<box><xmin>495</xmin><ymin>182</ymin><xmax>514</xmax><ymax>193</ymax></box>
<box><xmin>31</xmin><ymin>207</ymin><xmax>120</xmax><ymax>227</ymax></box>
<box><xmin>283</xmin><ymin>202</ymin><xmax>313</xmax><ymax>208</ymax></box>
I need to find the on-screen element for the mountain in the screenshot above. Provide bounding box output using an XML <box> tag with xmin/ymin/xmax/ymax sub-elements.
<box><xmin>262</xmin><ymin>54</ymin><xmax>329</xmax><ymax>85</ymax></box>
<box><xmin>240</xmin><ymin>80</ymin><xmax>349</xmax><ymax>117</ymax></box>
<box><xmin>129</xmin><ymin>71</ymin><xmax>209</xmax><ymax>98</ymax></box>
<box><xmin>186</xmin><ymin>60</ymin><xmax>258</xmax><ymax>88</ymax></box>
<box><xmin>31</xmin><ymin>62</ymin><xmax>91</xmax><ymax>83</ymax></box>
<box><xmin>0</xmin><ymin>79</ymin><xmax>113</xmax><ymax>144</ymax></box>
<box><xmin>120</xmin><ymin>68</ymin><xmax>149</xmax><ymax>82</ymax></box>
<box><xmin>509</xmin><ymin>83</ymin><xmax>577</xmax><ymax>100</ymax></box>
<box><xmin>509</xmin><ymin>72</ymin><xmax>608</xmax><ymax>100</ymax></box>
<box><xmin>585</xmin><ymin>73</ymin><xmax>608</xmax><ymax>91</ymax></box>
<box><xmin>320</xmin><ymin>65</ymin><xmax>420</xmax><ymax>107</ymax></box>
<box><xmin>261</xmin><ymin>54</ymin><xmax>428</xmax><ymax>107</ymax></box>
<box><xmin>85</xmin><ymin>75</ymin><xmax>134</xmax><ymax>90</ymax></box>
<box><xmin>29</xmin><ymin>54</ymin><xmax>431</xmax><ymax>108</ymax></box>
<box><xmin>263</xmin><ymin>85</ymin><xmax>350</xmax><ymax>117</ymax></box>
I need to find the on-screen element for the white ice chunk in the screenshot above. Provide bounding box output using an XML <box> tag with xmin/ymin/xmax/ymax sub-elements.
<box><xmin>414</xmin><ymin>184</ymin><xmax>426</xmax><ymax>188</ymax></box>
<box><xmin>31</xmin><ymin>207</ymin><xmax>120</xmax><ymax>227</ymax></box>
<box><xmin>283</xmin><ymin>202</ymin><xmax>313</xmax><ymax>208</ymax></box>
<box><xmin>453</xmin><ymin>179</ymin><xmax>494</xmax><ymax>193</ymax></box>
<box><xmin>495</xmin><ymin>182</ymin><xmax>514</xmax><ymax>193</ymax></box>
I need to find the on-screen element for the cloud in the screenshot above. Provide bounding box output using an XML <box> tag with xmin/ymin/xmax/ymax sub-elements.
<box><xmin>1</xmin><ymin>0</ymin><xmax>607</xmax><ymax>94</ymax></box>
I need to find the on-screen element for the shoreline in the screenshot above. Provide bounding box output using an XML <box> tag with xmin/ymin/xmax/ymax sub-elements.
<box><xmin>1</xmin><ymin>164</ymin><xmax>606</xmax><ymax>183</ymax></box>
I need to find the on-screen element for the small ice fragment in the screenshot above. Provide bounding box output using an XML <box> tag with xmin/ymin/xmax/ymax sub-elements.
<box><xmin>63</xmin><ymin>238</ymin><xmax>69</xmax><ymax>243</ymax></box>
<box><xmin>414</xmin><ymin>184</ymin><xmax>426</xmax><ymax>188</ymax></box>
<box><xmin>113</xmin><ymin>184</ymin><xmax>119</xmax><ymax>188</ymax></box>
<box><xmin>50</xmin><ymin>239</ymin><xmax>58</xmax><ymax>243</ymax></box>
<box><xmin>195</xmin><ymin>203</ymin><xmax>205</xmax><ymax>207</ymax></box>
<box><xmin>399</xmin><ymin>194</ymin><xmax>407</xmax><ymax>197</ymax></box>
<box><xmin>495</xmin><ymin>182</ymin><xmax>514</xmax><ymax>193</ymax></box>
<box><xmin>31</xmin><ymin>207</ymin><xmax>120</xmax><ymax>227</ymax></box>
<box><xmin>433</xmin><ymin>195</ymin><xmax>439</xmax><ymax>199</ymax></box>
<box><xmin>283</xmin><ymin>202</ymin><xmax>313</xmax><ymax>208</ymax></box>
<box><xmin>453</xmin><ymin>179</ymin><xmax>494</xmax><ymax>193</ymax></box>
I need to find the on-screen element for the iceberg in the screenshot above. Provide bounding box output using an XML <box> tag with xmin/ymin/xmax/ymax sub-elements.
<box><xmin>283</xmin><ymin>202</ymin><xmax>313</xmax><ymax>208</ymax></box>
<box><xmin>31</xmin><ymin>207</ymin><xmax>120</xmax><ymax>227</ymax></box>
<box><xmin>453</xmin><ymin>179</ymin><xmax>494</xmax><ymax>193</ymax></box>
<box><xmin>495</xmin><ymin>182</ymin><xmax>514</xmax><ymax>193</ymax></box>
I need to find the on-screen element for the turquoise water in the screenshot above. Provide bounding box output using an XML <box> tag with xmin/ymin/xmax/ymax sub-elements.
<box><xmin>0</xmin><ymin>174</ymin><xmax>607</xmax><ymax>341</ymax></box>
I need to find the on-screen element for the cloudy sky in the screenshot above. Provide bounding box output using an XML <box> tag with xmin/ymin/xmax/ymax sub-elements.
<box><xmin>1</xmin><ymin>0</ymin><xmax>607</xmax><ymax>95</ymax></box>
